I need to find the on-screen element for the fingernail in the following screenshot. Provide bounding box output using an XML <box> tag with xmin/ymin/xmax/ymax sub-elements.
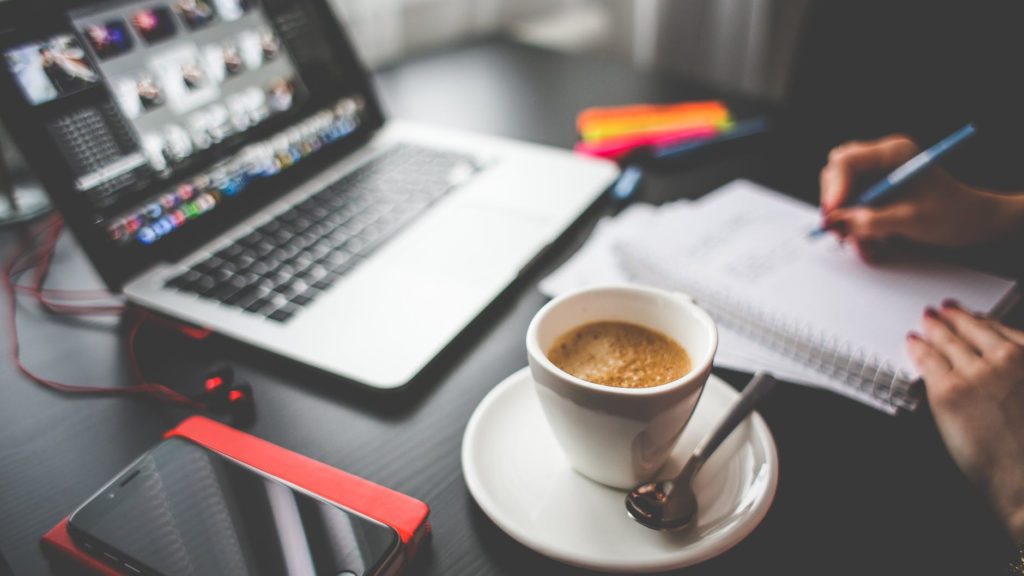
<box><xmin>941</xmin><ymin>299</ymin><xmax>960</xmax><ymax>309</ymax></box>
<box><xmin>906</xmin><ymin>331</ymin><xmax>920</xmax><ymax>341</ymax></box>
<box><xmin>924</xmin><ymin>307</ymin><xmax>939</xmax><ymax>319</ymax></box>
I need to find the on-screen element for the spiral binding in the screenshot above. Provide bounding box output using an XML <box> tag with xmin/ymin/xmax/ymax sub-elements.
<box><xmin>618</xmin><ymin>248</ymin><xmax>921</xmax><ymax>411</ymax></box>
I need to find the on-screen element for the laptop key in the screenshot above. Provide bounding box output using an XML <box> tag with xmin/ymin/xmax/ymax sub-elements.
<box><xmin>208</xmin><ymin>276</ymin><xmax>248</xmax><ymax>301</ymax></box>
<box><xmin>235</xmin><ymin>285</ymin><xmax>273</xmax><ymax>309</ymax></box>
<box><xmin>215</xmin><ymin>244</ymin><xmax>245</xmax><ymax>261</ymax></box>
<box><xmin>211</xmin><ymin>266</ymin><xmax>238</xmax><ymax>283</ymax></box>
<box><xmin>320</xmin><ymin>248</ymin><xmax>352</xmax><ymax>265</ymax></box>
<box><xmin>223</xmin><ymin>285</ymin><xmax>257</xmax><ymax>307</ymax></box>
<box><xmin>259</xmin><ymin>220</ymin><xmax>284</xmax><ymax>236</ymax></box>
<box><xmin>268</xmin><ymin>303</ymin><xmax>300</xmax><ymax>322</ymax></box>
<box><xmin>246</xmin><ymin>260</ymin><xmax>273</xmax><ymax>277</ymax></box>
<box><xmin>290</xmin><ymin>295</ymin><xmax>312</xmax><ymax>307</ymax></box>
<box><xmin>273</xmin><ymin>261</ymin><xmax>298</xmax><ymax>278</ymax></box>
<box><xmin>299</xmin><ymin>264</ymin><xmax>328</xmax><ymax>283</ymax></box>
<box><xmin>290</xmin><ymin>289</ymin><xmax>318</xmax><ymax>306</ymax></box>
<box><xmin>233</xmin><ymin>254</ymin><xmax>256</xmax><ymax>270</ymax></box>
<box><xmin>236</xmin><ymin>234</ymin><xmax>262</xmax><ymax>248</ymax></box>
<box><xmin>193</xmin><ymin>257</ymin><xmax>224</xmax><ymax>276</ymax></box>
<box><xmin>285</xmin><ymin>279</ymin><xmax>309</xmax><ymax>297</ymax></box>
<box><xmin>188</xmin><ymin>275</ymin><xmax>217</xmax><ymax>295</ymax></box>
<box><xmin>313</xmin><ymin>269</ymin><xmax>348</xmax><ymax>290</ymax></box>
<box><xmin>167</xmin><ymin>270</ymin><xmax>202</xmax><ymax>289</ymax></box>
<box><xmin>253</xmin><ymin>241</ymin><xmax>276</xmax><ymax>258</ymax></box>
<box><xmin>245</xmin><ymin>295</ymin><xmax>272</xmax><ymax>313</ymax></box>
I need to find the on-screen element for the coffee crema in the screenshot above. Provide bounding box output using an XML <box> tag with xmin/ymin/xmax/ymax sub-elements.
<box><xmin>546</xmin><ymin>321</ymin><xmax>691</xmax><ymax>389</ymax></box>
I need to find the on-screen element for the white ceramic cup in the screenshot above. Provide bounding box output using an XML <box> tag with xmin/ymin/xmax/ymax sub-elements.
<box><xmin>526</xmin><ymin>284</ymin><xmax>718</xmax><ymax>489</ymax></box>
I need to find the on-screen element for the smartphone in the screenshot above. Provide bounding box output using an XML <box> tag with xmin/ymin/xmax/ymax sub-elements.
<box><xmin>68</xmin><ymin>437</ymin><xmax>402</xmax><ymax>576</ymax></box>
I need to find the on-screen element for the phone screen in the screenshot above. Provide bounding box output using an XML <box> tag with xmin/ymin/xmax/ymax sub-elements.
<box><xmin>68</xmin><ymin>437</ymin><xmax>400</xmax><ymax>576</ymax></box>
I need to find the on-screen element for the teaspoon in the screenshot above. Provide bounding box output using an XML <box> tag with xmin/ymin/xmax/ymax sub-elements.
<box><xmin>625</xmin><ymin>372</ymin><xmax>777</xmax><ymax>531</ymax></box>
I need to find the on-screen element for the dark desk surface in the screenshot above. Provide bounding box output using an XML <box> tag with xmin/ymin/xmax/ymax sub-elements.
<box><xmin>0</xmin><ymin>39</ymin><xmax>1012</xmax><ymax>575</ymax></box>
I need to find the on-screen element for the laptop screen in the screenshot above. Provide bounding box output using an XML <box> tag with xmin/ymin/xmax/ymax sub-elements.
<box><xmin>0</xmin><ymin>0</ymin><xmax>383</xmax><ymax>288</ymax></box>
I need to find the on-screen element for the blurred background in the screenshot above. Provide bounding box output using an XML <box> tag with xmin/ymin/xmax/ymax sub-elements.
<box><xmin>2</xmin><ymin>0</ymin><xmax>812</xmax><ymax>172</ymax></box>
<box><xmin>332</xmin><ymin>0</ymin><xmax>808</xmax><ymax>101</ymax></box>
<box><xmin>0</xmin><ymin>0</ymin><xmax>809</xmax><ymax>184</ymax></box>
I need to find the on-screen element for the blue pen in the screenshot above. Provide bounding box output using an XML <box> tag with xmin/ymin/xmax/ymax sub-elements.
<box><xmin>809</xmin><ymin>122</ymin><xmax>978</xmax><ymax>237</ymax></box>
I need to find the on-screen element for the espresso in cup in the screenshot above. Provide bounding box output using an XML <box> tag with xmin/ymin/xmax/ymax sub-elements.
<box><xmin>546</xmin><ymin>321</ymin><xmax>691</xmax><ymax>389</ymax></box>
<box><xmin>527</xmin><ymin>285</ymin><xmax>717</xmax><ymax>488</ymax></box>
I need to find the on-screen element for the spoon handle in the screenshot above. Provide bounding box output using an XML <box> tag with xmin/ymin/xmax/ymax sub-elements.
<box><xmin>690</xmin><ymin>372</ymin><xmax>776</xmax><ymax>470</ymax></box>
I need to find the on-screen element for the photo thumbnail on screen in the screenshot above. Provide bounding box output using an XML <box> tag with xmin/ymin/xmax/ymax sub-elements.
<box><xmin>132</xmin><ymin>7</ymin><xmax>177</xmax><ymax>44</ymax></box>
<box><xmin>174</xmin><ymin>0</ymin><xmax>217</xmax><ymax>30</ymax></box>
<box><xmin>4</xmin><ymin>35</ymin><xmax>99</xmax><ymax>105</ymax></box>
<box><xmin>211</xmin><ymin>0</ymin><xmax>249</xmax><ymax>21</ymax></box>
<box><xmin>83</xmin><ymin>20</ymin><xmax>134</xmax><ymax>59</ymax></box>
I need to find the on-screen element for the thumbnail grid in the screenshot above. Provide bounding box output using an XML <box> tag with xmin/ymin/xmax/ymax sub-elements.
<box><xmin>74</xmin><ymin>0</ymin><xmax>302</xmax><ymax>180</ymax></box>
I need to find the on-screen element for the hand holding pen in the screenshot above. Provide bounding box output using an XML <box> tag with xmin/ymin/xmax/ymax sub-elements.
<box><xmin>815</xmin><ymin>129</ymin><xmax>1024</xmax><ymax>261</ymax></box>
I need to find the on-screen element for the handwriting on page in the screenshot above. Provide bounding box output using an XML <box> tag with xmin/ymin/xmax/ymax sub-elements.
<box><xmin>721</xmin><ymin>232</ymin><xmax>811</xmax><ymax>283</ymax></box>
<box><xmin>664</xmin><ymin>206</ymin><xmax>822</xmax><ymax>285</ymax></box>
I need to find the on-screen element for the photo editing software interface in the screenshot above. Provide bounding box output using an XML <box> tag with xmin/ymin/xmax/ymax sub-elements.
<box><xmin>4</xmin><ymin>0</ymin><xmax>366</xmax><ymax>248</ymax></box>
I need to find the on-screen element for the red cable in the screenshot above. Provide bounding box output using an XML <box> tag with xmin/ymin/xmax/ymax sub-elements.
<box><xmin>4</xmin><ymin>216</ymin><xmax>205</xmax><ymax>409</ymax></box>
<box><xmin>25</xmin><ymin>218</ymin><xmax>125</xmax><ymax>315</ymax></box>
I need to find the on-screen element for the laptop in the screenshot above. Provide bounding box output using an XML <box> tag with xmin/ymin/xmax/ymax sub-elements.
<box><xmin>0</xmin><ymin>0</ymin><xmax>618</xmax><ymax>389</ymax></box>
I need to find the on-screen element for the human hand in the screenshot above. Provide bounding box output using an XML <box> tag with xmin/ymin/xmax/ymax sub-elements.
<box><xmin>819</xmin><ymin>135</ymin><xmax>1021</xmax><ymax>261</ymax></box>
<box><xmin>907</xmin><ymin>300</ymin><xmax>1024</xmax><ymax>543</ymax></box>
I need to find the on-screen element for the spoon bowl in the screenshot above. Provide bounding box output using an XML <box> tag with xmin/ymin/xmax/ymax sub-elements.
<box><xmin>625</xmin><ymin>372</ymin><xmax>776</xmax><ymax>531</ymax></box>
<box><xmin>625</xmin><ymin>476</ymin><xmax>697</xmax><ymax>531</ymax></box>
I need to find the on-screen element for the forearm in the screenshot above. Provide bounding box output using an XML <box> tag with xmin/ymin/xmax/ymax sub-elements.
<box><xmin>997</xmin><ymin>402</ymin><xmax>1024</xmax><ymax>545</ymax></box>
<box><xmin>1008</xmin><ymin>508</ymin><xmax>1024</xmax><ymax>546</ymax></box>
<box><xmin>990</xmin><ymin>466</ymin><xmax>1024</xmax><ymax>545</ymax></box>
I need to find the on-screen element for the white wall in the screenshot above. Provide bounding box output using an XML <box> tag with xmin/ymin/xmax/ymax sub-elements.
<box><xmin>332</xmin><ymin>0</ymin><xmax>810</xmax><ymax>101</ymax></box>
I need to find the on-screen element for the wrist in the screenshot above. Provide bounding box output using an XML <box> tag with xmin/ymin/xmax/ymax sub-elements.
<box><xmin>1007</xmin><ymin>505</ymin><xmax>1024</xmax><ymax>546</ymax></box>
<box><xmin>987</xmin><ymin>192</ymin><xmax>1024</xmax><ymax>242</ymax></box>
<box><xmin>988</xmin><ymin>465</ymin><xmax>1024</xmax><ymax>545</ymax></box>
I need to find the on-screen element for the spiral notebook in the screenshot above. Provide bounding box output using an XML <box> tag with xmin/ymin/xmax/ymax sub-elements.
<box><xmin>542</xmin><ymin>180</ymin><xmax>1018</xmax><ymax>413</ymax></box>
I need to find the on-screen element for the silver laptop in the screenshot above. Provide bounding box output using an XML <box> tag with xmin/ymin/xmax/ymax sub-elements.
<box><xmin>0</xmin><ymin>0</ymin><xmax>617</xmax><ymax>389</ymax></box>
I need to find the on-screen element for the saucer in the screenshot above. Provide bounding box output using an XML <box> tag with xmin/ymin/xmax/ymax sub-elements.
<box><xmin>462</xmin><ymin>367</ymin><xmax>778</xmax><ymax>573</ymax></box>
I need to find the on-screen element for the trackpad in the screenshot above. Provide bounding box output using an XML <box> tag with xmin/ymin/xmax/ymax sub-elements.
<box><xmin>304</xmin><ymin>204</ymin><xmax>550</xmax><ymax>386</ymax></box>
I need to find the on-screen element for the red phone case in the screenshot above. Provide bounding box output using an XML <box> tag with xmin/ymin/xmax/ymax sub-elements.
<box><xmin>41</xmin><ymin>416</ymin><xmax>431</xmax><ymax>575</ymax></box>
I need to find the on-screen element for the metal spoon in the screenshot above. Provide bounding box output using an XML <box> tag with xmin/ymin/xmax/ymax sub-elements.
<box><xmin>625</xmin><ymin>372</ymin><xmax>777</xmax><ymax>531</ymax></box>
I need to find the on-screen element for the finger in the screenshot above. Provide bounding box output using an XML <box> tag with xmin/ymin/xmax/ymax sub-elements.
<box><xmin>852</xmin><ymin>238</ymin><xmax>889</xmax><ymax>263</ymax></box>
<box><xmin>819</xmin><ymin>164</ymin><xmax>852</xmax><ymax>214</ymax></box>
<box><xmin>938</xmin><ymin>300</ymin><xmax>1008</xmax><ymax>351</ymax></box>
<box><xmin>989</xmin><ymin>321</ymin><xmax>1024</xmax><ymax>346</ymax></box>
<box><xmin>906</xmin><ymin>331</ymin><xmax>953</xmax><ymax>380</ymax></box>
<box><xmin>820</xmin><ymin>136</ymin><xmax>918</xmax><ymax>212</ymax></box>
<box><xmin>828</xmin><ymin>203</ymin><xmax>919</xmax><ymax>240</ymax></box>
<box><xmin>921</xmin><ymin>307</ymin><xmax>983</xmax><ymax>368</ymax></box>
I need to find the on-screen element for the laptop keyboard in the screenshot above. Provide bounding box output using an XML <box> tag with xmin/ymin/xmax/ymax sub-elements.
<box><xmin>165</xmin><ymin>144</ymin><xmax>479</xmax><ymax>322</ymax></box>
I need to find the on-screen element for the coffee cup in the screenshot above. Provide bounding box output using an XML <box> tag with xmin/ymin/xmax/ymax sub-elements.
<box><xmin>526</xmin><ymin>284</ymin><xmax>717</xmax><ymax>489</ymax></box>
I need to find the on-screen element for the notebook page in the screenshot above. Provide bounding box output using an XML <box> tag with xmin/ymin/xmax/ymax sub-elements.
<box><xmin>636</xmin><ymin>180</ymin><xmax>1017</xmax><ymax>376</ymax></box>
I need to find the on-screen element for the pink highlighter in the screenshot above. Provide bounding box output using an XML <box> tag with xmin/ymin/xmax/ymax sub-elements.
<box><xmin>574</xmin><ymin>125</ymin><xmax>720</xmax><ymax>160</ymax></box>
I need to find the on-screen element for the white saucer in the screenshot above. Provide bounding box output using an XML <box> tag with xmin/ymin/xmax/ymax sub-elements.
<box><xmin>462</xmin><ymin>367</ymin><xmax>779</xmax><ymax>573</ymax></box>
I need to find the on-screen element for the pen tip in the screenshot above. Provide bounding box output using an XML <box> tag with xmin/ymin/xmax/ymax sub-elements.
<box><xmin>807</xmin><ymin>227</ymin><xmax>827</xmax><ymax>239</ymax></box>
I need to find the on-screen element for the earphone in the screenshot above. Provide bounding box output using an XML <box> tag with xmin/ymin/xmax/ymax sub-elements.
<box><xmin>194</xmin><ymin>362</ymin><xmax>255</xmax><ymax>426</ymax></box>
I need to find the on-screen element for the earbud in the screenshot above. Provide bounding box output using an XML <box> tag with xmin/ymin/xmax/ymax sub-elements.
<box><xmin>196</xmin><ymin>363</ymin><xmax>254</xmax><ymax>426</ymax></box>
